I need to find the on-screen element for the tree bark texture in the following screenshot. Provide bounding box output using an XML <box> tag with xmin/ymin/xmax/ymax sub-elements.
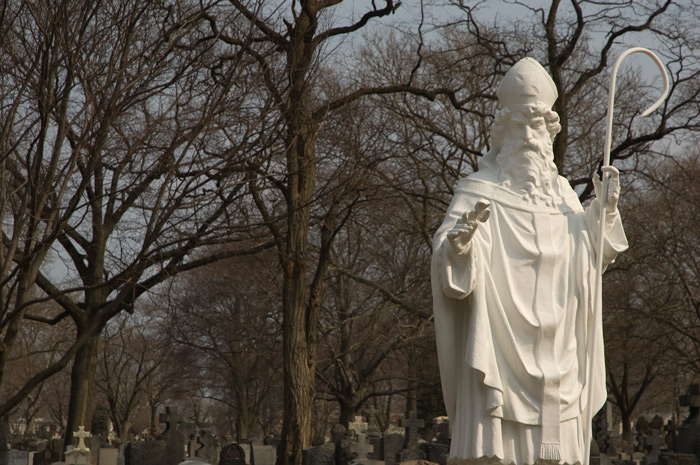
<box><xmin>276</xmin><ymin>5</ymin><xmax>322</xmax><ymax>465</ymax></box>
<box><xmin>64</xmin><ymin>333</ymin><xmax>100</xmax><ymax>450</ymax></box>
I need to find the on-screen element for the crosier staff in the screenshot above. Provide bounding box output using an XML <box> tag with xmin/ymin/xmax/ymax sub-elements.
<box><xmin>585</xmin><ymin>47</ymin><xmax>670</xmax><ymax>465</ymax></box>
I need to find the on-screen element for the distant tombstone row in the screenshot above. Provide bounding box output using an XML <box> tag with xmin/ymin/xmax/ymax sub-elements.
<box><xmin>302</xmin><ymin>411</ymin><xmax>447</xmax><ymax>465</ymax></box>
<box><xmin>1</xmin><ymin>406</ymin><xmax>282</xmax><ymax>465</ymax></box>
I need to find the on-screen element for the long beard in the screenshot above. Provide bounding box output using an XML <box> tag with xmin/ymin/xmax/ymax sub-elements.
<box><xmin>496</xmin><ymin>138</ymin><xmax>559</xmax><ymax>207</ymax></box>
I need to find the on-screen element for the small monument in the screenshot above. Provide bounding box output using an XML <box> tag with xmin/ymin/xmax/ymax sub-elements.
<box><xmin>64</xmin><ymin>426</ymin><xmax>91</xmax><ymax>464</ymax></box>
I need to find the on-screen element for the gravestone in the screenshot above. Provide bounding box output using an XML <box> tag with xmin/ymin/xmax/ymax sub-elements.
<box><xmin>366</xmin><ymin>427</ymin><xmax>382</xmax><ymax>461</ymax></box>
<box><xmin>193</xmin><ymin>432</ymin><xmax>219</xmax><ymax>465</ymax></box>
<box><xmin>99</xmin><ymin>448</ymin><xmax>119</xmax><ymax>465</ymax></box>
<box><xmin>398</xmin><ymin>412</ymin><xmax>426</xmax><ymax>462</ymax></box>
<box><xmin>644</xmin><ymin>416</ymin><xmax>667</xmax><ymax>465</ymax></box>
<box><xmin>348</xmin><ymin>418</ymin><xmax>368</xmax><ymax>439</ymax></box>
<box><xmin>64</xmin><ymin>427</ymin><xmax>91</xmax><ymax>465</ymax></box>
<box><xmin>125</xmin><ymin>439</ymin><xmax>167</xmax><ymax>465</ymax></box>
<box><xmin>34</xmin><ymin>448</ymin><xmax>55</xmax><ymax>465</ymax></box>
<box><xmin>381</xmin><ymin>433</ymin><xmax>404</xmax><ymax>465</ymax></box>
<box><xmin>349</xmin><ymin>432</ymin><xmax>374</xmax><ymax>461</ymax></box>
<box><xmin>398</xmin><ymin>412</ymin><xmax>424</xmax><ymax>447</ymax></box>
<box><xmin>158</xmin><ymin>407</ymin><xmax>185</xmax><ymax>465</ymax></box>
<box><xmin>659</xmin><ymin>452</ymin><xmax>700</xmax><ymax>465</ymax></box>
<box><xmin>219</xmin><ymin>444</ymin><xmax>246</xmax><ymax>465</ymax></box>
<box><xmin>301</xmin><ymin>443</ymin><xmax>334</xmax><ymax>465</ymax></box>
<box><xmin>118</xmin><ymin>444</ymin><xmax>126</xmax><ymax>465</ymax></box>
<box><xmin>335</xmin><ymin>437</ymin><xmax>354</xmax><ymax>465</ymax></box>
<box><xmin>250</xmin><ymin>440</ymin><xmax>274</xmax><ymax>465</ymax></box>
<box><xmin>668</xmin><ymin>420</ymin><xmax>680</xmax><ymax>453</ymax></box>
<box><xmin>8</xmin><ymin>449</ymin><xmax>30</xmax><ymax>465</ymax></box>
<box><xmin>677</xmin><ymin>385</ymin><xmax>700</xmax><ymax>460</ymax></box>
<box><xmin>424</xmin><ymin>443</ymin><xmax>448</xmax><ymax>465</ymax></box>
<box><xmin>90</xmin><ymin>436</ymin><xmax>108</xmax><ymax>465</ymax></box>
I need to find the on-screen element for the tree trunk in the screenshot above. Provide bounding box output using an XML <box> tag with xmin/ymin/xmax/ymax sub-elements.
<box><xmin>65</xmin><ymin>333</ymin><xmax>100</xmax><ymax>449</ymax></box>
<box><xmin>276</xmin><ymin>5</ymin><xmax>321</xmax><ymax>463</ymax></box>
<box><xmin>339</xmin><ymin>400</ymin><xmax>356</xmax><ymax>428</ymax></box>
<box><xmin>276</xmin><ymin>127</ymin><xmax>319</xmax><ymax>465</ymax></box>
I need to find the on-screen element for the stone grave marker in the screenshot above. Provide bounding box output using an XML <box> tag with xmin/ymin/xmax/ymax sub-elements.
<box><xmin>348</xmin><ymin>417</ymin><xmax>368</xmax><ymax>439</ymax></box>
<box><xmin>644</xmin><ymin>416</ymin><xmax>667</xmax><ymax>465</ymax></box>
<box><xmin>349</xmin><ymin>431</ymin><xmax>374</xmax><ymax>462</ymax></box>
<box><xmin>380</xmin><ymin>433</ymin><xmax>404</xmax><ymax>465</ymax></box>
<box><xmin>220</xmin><ymin>444</ymin><xmax>246</xmax><ymax>465</ymax></box>
<box><xmin>431</xmin><ymin>417</ymin><xmax>449</xmax><ymax>444</ymax></box>
<box><xmin>398</xmin><ymin>412</ymin><xmax>426</xmax><ymax>462</ymax></box>
<box><xmin>398</xmin><ymin>412</ymin><xmax>424</xmax><ymax>447</ymax></box>
<box><xmin>64</xmin><ymin>427</ymin><xmax>91</xmax><ymax>465</ymax></box>
<box><xmin>240</xmin><ymin>441</ymin><xmax>255</xmax><ymax>465</ymax></box>
<box><xmin>8</xmin><ymin>449</ymin><xmax>29</xmax><ymax>465</ymax></box>
<box><xmin>366</xmin><ymin>427</ymin><xmax>382</xmax><ymax>461</ymax></box>
<box><xmin>194</xmin><ymin>432</ymin><xmax>220</xmax><ymax>465</ymax></box>
<box><xmin>301</xmin><ymin>443</ymin><xmax>334</xmax><ymax>465</ymax></box>
<box><xmin>251</xmin><ymin>444</ymin><xmax>275</xmax><ymax>465</ymax></box>
<box><xmin>99</xmin><ymin>448</ymin><xmax>119</xmax><ymax>465</ymax></box>
<box><xmin>125</xmin><ymin>439</ymin><xmax>167</xmax><ymax>465</ymax></box>
<box><xmin>159</xmin><ymin>407</ymin><xmax>185</xmax><ymax>465</ymax></box>
<box><xmin>659</xmin><ymin>452</ymin><xmax>700</xmax><ymax>465</ymax></box>
<box><xmin>34</xmin><ymin>448</ymin><xmax>55</xmax><ymax>465</ymax></box>
<box><xmin>678</xmin><ymin>384</ymin><xmax>700</xmax><ymax>460</ymax></box>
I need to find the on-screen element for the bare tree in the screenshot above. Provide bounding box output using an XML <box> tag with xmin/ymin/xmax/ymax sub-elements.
<box><xmin>161</xmin><ymin>252</ymin><xmax>283</xmax><ymax>440</ymax></box>
<box><xmin>198</xmin><ymin>3</ymin><xmax>472</xmax><ymax>463</ymax></box>
<box><xmin>95</xmin><ymin>314</ymin><xmax>172</xmax><ymax>441</ymax></box>
<box><xmin>0</xmin><ymin>0</ymin><xmax>273</xmax><ymax>449</ymax></box>
<box><xmin>447</xmin><ymin>0</ymin><xmax>700</xmax><ymax>197</ymax></box>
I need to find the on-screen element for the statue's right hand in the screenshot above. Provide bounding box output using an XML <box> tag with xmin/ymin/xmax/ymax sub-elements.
<box><xmin>446</xmin><ymin>200</ymin><xmax>490</xmax><ymax>255</ymax></box>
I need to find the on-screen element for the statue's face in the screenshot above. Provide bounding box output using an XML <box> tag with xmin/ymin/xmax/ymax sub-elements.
<box><xmin>496</xmin><ymin>109</ymin><xmax>558</xmax><ymax>195</ymax></box>
<box><xmin>504</xmin><ymin>112</ymin><xmax>551</xmax><ymax>154</ymax></box>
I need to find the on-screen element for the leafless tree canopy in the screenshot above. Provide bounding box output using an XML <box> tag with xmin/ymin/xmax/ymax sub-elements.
<box><xmin>1</xmin><ymin>1</ymin><xmax>700</xmax><ymax>462</ymax></box>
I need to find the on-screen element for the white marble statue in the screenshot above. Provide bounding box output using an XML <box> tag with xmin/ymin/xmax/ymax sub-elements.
<box><xmin>431</xmin><ymin>57</ymin><xmax>628</xmax><ymax>465</ymax></box>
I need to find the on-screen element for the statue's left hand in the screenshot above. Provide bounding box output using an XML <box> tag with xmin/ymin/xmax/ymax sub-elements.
<box><xmin>593</xmin><ymin>166</ymin><xmax>620</xmax><ymax>213</ymax></box>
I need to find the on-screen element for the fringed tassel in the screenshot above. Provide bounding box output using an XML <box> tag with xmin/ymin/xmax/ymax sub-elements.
<box><xmin>540</xmin><ymin>442</ymin><xmax>561</xmax><ymax>462</ymax></box>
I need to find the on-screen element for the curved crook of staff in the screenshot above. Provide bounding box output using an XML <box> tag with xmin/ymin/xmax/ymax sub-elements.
<box><xmin>597</xmin><ymin>48</ymin><xmax>669</xmax><ymax>277</ymax></box>
<box><xmin>584</xmin><ymin>47</ymin><xmax>669</xmax><ymax>465</ymax></box>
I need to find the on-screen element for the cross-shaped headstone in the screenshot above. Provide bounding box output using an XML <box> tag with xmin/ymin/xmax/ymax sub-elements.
<box><xmin>74</xmin><ymin>426</ymin><xmax>91</xmax><ymax>452</ymax></box>
<box><xmin>159</xmin><ymin>406</ymin><xmax>182</xmax><ymax>434</ymax></box>
<box><xmin>348</xmin><ymin>416</ymin><xmax>368</xmax><ymax>438</ymax></box>
<box><xmin>398</xmin><ymin>411</ymin><xmax>425</xmax><ymax>445</ymax></box>
<box><xmin>350</xmin><ymin>431</ymin><xmax>375</xmax><ymax>461</ymax></box>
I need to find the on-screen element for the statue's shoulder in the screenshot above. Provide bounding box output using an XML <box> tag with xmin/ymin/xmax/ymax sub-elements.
<box><xmin>453</xmin><ymin>170</ymin><xmax>583</xmax><ymax>214</ymax></box>
<box><xmin>554</xmin><ymin>175</ymin><xmax>584</xmax><ymax>210</ymax></box>
<box><xmin>455</xmin><ymin>168</ymin><xmax>499</xmax><ymax>192</ymax></box>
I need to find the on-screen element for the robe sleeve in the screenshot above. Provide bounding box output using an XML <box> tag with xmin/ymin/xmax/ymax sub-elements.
<box><xmin>435</xmin><ymin>237</ymin><xmax>479</xmax><ymax>300</ymax></box>
<box><xmin>584</xmin><ymin>199</ymin><xmax>629</xmax><ymax>270</ymax></box>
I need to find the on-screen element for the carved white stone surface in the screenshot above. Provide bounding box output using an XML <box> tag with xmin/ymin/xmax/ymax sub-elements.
<box><xmin>432</xmin><ymin>57</ymin><xmax>628</xmax><ymax>465</ymax></box>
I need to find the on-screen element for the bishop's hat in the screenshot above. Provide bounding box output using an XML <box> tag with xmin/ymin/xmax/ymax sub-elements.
<box><xmin>497</xmin><ymin>57</ymin><xmax>558</xmax><ymax>109</ymax></box>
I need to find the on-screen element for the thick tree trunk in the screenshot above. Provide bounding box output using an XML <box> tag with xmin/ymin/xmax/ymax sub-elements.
<box><xmin>339</xmin><ymin>401</ymin><xmax>356</xmax><ymax>428</ymax></box>
<box><xmin>276</xmin><ymin>133</ymin><xmax>317</xmax><ymax>465</ymax></box>
<box><xmin>64</xmin><ymin>333</ymin><xmax>100</xmax><ymax>450</ymax></box>
<box><xmin>275</xmin><ymin>4</ymin><xmax>321</xmax><ymax>462</ymax></box>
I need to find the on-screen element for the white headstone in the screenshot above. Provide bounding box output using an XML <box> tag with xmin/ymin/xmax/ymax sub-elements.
<box><xmin>99</xmin><ymin>448</ymin><xmax>119</xmax><ymax>465</ymax></box>
<box><xmin>8</xmin><ymin>450</ymin><xmax>29</xmax><ymax>465</ymax></box>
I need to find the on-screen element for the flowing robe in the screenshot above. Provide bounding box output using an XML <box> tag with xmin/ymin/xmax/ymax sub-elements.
<box><xmin>432</xmin><ymin>170</ymin><xmax>628</xmax><ymax>465</ymax></box>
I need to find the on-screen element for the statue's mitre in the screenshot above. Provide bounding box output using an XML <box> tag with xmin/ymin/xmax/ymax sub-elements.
<box><xmin>497</xmin><ymin>57</ymin><xmax>558</xmax><ymax>108</ymax></box>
